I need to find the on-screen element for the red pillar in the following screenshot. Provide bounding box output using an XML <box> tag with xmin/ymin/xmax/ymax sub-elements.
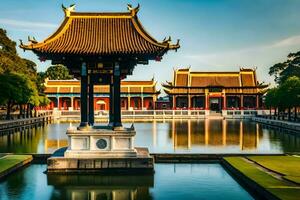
<box><xmin>205</xmin><ymin>95</ymin><xmax>209</xmax><ymax>110</ymax></box>
<box><xmin>63</xmin><ymin>100</ymin><xmax>67</xmax><ymax>110</ymax></box>
<box><xmin>58</xmin><ymin>98</ymin><xmax>62</xmax><ymax>110</ymax></box>
<box><xmin>223</xmin><ymin>95</ymin><xmax>226</xmax><ymax>110</ymax></box>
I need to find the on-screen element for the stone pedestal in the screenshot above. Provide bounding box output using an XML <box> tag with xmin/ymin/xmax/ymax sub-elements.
<box><xmin>47</xmin><ymin>126</ymin><xmax>154</xmax><ymax>174</ymax></box>
<box><xmin>65</xmin><ymin>126</ymin><xmax>137</xmax><ymax>158</ymax></box>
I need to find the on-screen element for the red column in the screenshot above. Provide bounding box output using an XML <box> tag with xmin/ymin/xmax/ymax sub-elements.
<box><xmin>205</xmin><ymin>95</ymin><xmax>209</xmax><ymax>110</ymax></box>
<box><xmin>74</xmin><ymin>99</ymin><xmax>78</xmax><ymax>110</ymax></box>
<box><xmin>256</xmin><ymin>95</ymin><xmax>259</xmax><ymax>110</ymax></box>
<box><xmin>63</xmin><ymin>100</ymin><xmax>67</xmax><ymax>110</ymax></box>
<box><xmin>223</xmin><ymin>95</ymin><xmax>226</xmax><ymax>110</ymax></box>
<box><xmin>58</xmin><ymin>98</ymin><xmax>62</xmax><ymax>110</ymax></box>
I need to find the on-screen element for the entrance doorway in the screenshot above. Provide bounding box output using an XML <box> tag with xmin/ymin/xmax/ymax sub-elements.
<box><xmin>209</xmin><ymin>97</ymin><xmax>222</xmax><ymax>112</ymax></box>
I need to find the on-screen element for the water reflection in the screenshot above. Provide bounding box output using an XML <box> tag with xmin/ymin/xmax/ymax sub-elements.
<box><xmin>170</xmin><ymin>120</ymin><xmax>260</xmax><ymax>150</ymax></box>
<box><xmin>0</xmin><ymin>119</ymin><xmax>299</xmax><ymax>154</ymax></box>
<box><xmin>0</xmin><ymin>164</ymin><xmax>253</xmax><ymax>200</ymax></box>
<box><xmin>47</xmin><ymin>174</ymin><xmax>153</xmax><ymax>200</ymax></box>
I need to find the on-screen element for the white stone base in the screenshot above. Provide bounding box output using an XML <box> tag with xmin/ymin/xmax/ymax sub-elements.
<box><xmin>64</xmin><ymin>126</ymin><xmax>137</xmax><ymax>158</ymax></box>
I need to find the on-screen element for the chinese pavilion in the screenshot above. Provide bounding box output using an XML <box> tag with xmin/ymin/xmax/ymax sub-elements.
<box><xmin>44</xmin><ymin>78</ymin><xmax>160</xmax><ymax>111</ymax></box>
<box><xmin>163</xmin><ymin>68</ymin><xmax>268</xmax><ymax>111</ymax></box>
<box><xmin>20</xmin><ymin>4</ymin><xmax>179</xmax><ymax>173</ymax></box>
<box><xmin>21</xmin><ymin>4</ymin><xmax>179</xmax><ymax>128</ymax></box>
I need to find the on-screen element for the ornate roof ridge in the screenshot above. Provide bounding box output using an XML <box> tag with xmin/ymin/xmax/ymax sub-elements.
<box><xmin>20</xmin><ymin>4</ymin><xmax>180</xmax><ymax>54</ymax></box>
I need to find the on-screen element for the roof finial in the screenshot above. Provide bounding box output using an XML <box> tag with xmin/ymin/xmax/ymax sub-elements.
<box><xmin>62</xmin><ymin>4</ymin><xmax>75</xmax><ymax>17</ymax></box>
<box><xmin>127</xmin><ymin>3</ymin><xmax>140</xmax><ymax>16</ymax></box>
<box><xmin>28</xmin><ymin>36</ymin><xmax>37</xmax><ymax>44</ymax></box>
<box><xmin>19</xmin><ymin>39</ymin><xmax>23</xmax><ymax>46</ymax></box>
<box><xmin>163</xmin><ymin>36</ymin><xmax>171</xmax><ymax>43</ymax></box>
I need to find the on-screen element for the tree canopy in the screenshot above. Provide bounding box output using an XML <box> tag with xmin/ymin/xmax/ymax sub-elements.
<box><xmin>0</xmin><ymin>72</ymin><xmax>39</xmax><ymax>119</ymax></box>
<box><xmin>0</xmin><ymin>28</ymin><xmax>37</xmax><ymax>78</ymax></box>
<box><xmin>264</xmin><ymin>76</ymin><xmax>300</xmax><ymax>120</ymax></box>
<box><xmin>269</xmin><ymin>51</ymin><xmax>300</xmax><ymax>84</ymax></box>
<box><xmin>0</xmin><ymin>28</ymin><xmax>50</xmax><ymax>119</ymax></box>
<box><xmin>45</xmin><ymin>64</ymin><xmax>72</xmax><ymax>80</ymax></box>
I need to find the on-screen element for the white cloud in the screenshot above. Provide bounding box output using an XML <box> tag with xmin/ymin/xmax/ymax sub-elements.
<box><xmin>0</xmin><ymin>18</ymin><xmax>56</xmax><ymax>29</ymax></box>
<box><xmin>185</xmin><ymin>34</ymin><xmax>300</xmax><ymax>67</ymax></box>
<box><xmin>183</xmin><ymin>35</ymin><xmax>300</xmax><ymax>84</ymax></box>
<box><xmin>270</xmin><ymin>35</ymin><xmax>300</xmax><ymax>48</ymax></box>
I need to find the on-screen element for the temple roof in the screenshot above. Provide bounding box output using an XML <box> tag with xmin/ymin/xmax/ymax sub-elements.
<box><xmin>20</xmin><ymin>4</ymin><xmax>179</xmax><ymax>57</ymax></box>
<box><xmin>163</xmin><ymin>68</ymin><xmax>268</xmax><ymax>94</ymax></box>
<box><xmin>44</xmin><ymin>78</ymin><xmax>160</xmax><ymax>94</ymax></box>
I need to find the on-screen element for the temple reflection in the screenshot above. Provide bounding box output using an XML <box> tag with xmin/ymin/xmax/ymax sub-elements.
<box><xmin>169</xmin><ymin>119</ymin><xmax>263</xmax><ymax>151</ymax></box>
<box><xmin>1</xmin><ymin>120</ymin><xmax>300</xmax><ymax>154</ymax></box>
<box><xmin>44</xmin><ymin>139</ymin><xmax>68</xmax><ymax>153</ymax></box>
<box><xmin>47</xmin><ymin>174</ymin><xmax>153</xmax><ymax>200</ymax></box>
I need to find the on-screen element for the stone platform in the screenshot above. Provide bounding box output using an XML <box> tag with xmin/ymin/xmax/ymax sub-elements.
<box><xmin>64</xmin><ymin>126</ymin><xmax>138</xmax><ymax>158</ymax></box>
<box><xmin>47</xmin><ymin>126</ymin><xmax>154</xmax><ymax>174</ymax></box>
<box><xmin>48</xmin><ymin>147</ymin><xmax>153</xmax><ymax>174</ymax></box>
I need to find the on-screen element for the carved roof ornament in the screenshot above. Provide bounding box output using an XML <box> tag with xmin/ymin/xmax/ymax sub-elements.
<box><xmin>28</xmin><ymin>36</ymin><xmax>37</xmax><ymax>44</ymax></box>
<box><xmin>62</xmin><ymin>4</ymin><xmax>76</xmax><ymax>17</ymax></box>
<box><xmin>127</xmin><ymin>3</ymin><xmax>140</xmax><ymax>16</ymax></box>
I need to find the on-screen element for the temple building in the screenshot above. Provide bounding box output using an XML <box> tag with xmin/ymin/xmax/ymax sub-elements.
<box><xmin>163</xmin><ymin>68</ymin><xmax>268</xmax><ymax>111</ymax></box>
<box><xmin>44</xmin><ymin>78</ymin><xmax>160</xmax><ymax>111</ymax></box>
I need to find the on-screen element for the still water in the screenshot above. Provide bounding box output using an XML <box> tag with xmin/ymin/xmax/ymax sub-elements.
<box><xmin>0</xmin><ymin>164</ymin><xmax>253</xmax><ymax>200</ymax></box>
<box><xmin>0</xmin><ymin>119</ymin><xmax>299</xmax><ymax>154</ymax></box>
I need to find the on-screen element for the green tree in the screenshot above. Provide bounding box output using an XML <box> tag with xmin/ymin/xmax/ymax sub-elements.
<box><xmin>0</xmin><ymin>29</ymin><xmax>37</xmax><ymax>78</ymax></box>
<box><xmin>45</xmin><ymin>64</ymin><xmax>72</xmax><ymax>80</ymax></box>
<box><xmin>36</xmin><ymin>72</ymin><xmax>46</xmax><ymax>94</ymax></box>
<box><xmin>265</xmin><ymin>88</ymin><xmax>280</xmax><ymax>117</ymax></box>
<box><xmin>278</xmin><ymin>76</ymin><xmax>300</xmax><ymax>120</ymax></box>
<box><xmin>269</xmin><ymin>51</ymin><xmax>300</xmax><ymax>84</ymax></box>
<box><xmin>0</xmin><ymin>28</ymin><xmax>50</xmax><ymax>118</ymax></box>
<box><xmin>0</xmin><ymin>72</ymin><xmax>38</xmax><ymax>119</ymax></box>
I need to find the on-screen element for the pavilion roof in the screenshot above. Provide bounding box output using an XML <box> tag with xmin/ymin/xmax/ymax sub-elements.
<box><xmin>20</xmin><ymin>4</ymin><xmax>179</xmax><ymax>57</ymax></box>
<box><xmin>162</xmin><ymin>68</ymin><xmax>269</xmax><ymax>95</ymax></box>
<box><xmin>44</xmin><ymin>78</ymin><xmax>160</xmax><ymax>94</ymax></box>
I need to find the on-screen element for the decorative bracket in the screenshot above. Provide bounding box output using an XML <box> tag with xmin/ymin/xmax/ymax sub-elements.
<box><xmin>127</xmin><ymin>3</ymin><xmax>140</xmax><ymax>16</ymax></box>
<box><xmin>62</xmin><ymin>4</ymin><xmax>76</xmax><ymax>17</ymax></box>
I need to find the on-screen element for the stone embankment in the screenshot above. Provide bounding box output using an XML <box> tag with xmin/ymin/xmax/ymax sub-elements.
<box><xmin>0</xmin><ymin>112</ymin><xmax>53</xmax><ymax>135</ymax></box>
<box><xmin>252</xmin><ymin>117</ymin><xmax>300</xmax><ymax>133</ymax></box>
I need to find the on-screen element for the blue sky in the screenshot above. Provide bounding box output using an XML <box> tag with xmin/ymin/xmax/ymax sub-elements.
<box><xmin>1</xmin><ymin>0</ymin><xmax>300</xmax><ymax>89</ymax></box>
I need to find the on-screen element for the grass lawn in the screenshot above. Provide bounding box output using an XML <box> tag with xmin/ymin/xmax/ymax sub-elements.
<box><xmin>0</xmin><ymin>155</ymin><xmax>32</xmax><ymax>174</ymax></box>
<box><xmin>224</xmin><ymin>157</ymin><xmax>300</xmax><ymax>200</ymax></box>
<box><xmin>248</xmin><ymin>155</ymin><xmax>300</xmax><ymax>184</ymax></box>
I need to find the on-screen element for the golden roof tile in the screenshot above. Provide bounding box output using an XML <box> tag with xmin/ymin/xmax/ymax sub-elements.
<box><xmin>20</xmin><ymin>4</ymin><xmax>179</xmax><ymax>56</ymax></box>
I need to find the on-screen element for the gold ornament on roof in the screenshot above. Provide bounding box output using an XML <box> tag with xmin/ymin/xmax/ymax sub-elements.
<box><xmin>62</xmin><ymin>4</ymin><xmax>76</xmax><ymax>17</ymax></box>
<box><xmin>127</xmin><ymin>3</ymin><xmax>140</xmax><ymax>16</ymax></box>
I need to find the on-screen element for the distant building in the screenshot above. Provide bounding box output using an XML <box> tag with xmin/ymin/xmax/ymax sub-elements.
<box><xmin>162</xmin><ymin>68</ymin><xmax>268</xmax><ymax>111</ymax></box>
<box><xmin>155</xmin><ymin>96</ymin><xmax>171</xmax><ymax>110</ymax></box>
<box><xmin>44</xmin><ymin>79</ymin><xmax>159</xmax><ymax>111</ymax></box>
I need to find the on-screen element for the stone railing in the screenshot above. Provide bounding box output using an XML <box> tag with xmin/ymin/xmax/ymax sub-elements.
<box><xmin>52</xmin><ymin>109</ymin><xmax>271</xmax><ymax>120</ymax></box>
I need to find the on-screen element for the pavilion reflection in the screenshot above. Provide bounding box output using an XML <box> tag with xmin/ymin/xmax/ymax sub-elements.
<box><xmin>47</xmin><ymin>174</ymin><xmax>153</xmax><ymax>200</ymax></box>
<box><xmin>169</xmin><ymin>119</ymin><xmax>262</xmax><ymax>150</ymax></box>
<box><xmin>44</xmin><ymin>138</ymin><xmax>68</xmax><ymax>153</ymax></box>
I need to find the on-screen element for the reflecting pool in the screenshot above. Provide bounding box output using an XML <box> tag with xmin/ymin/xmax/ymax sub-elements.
<box><xmin>0</xmin><ymin>119</ymin><xmax>299</xmax><ymax>154</ymax></box>
<box><xmin>0</xmin><ymin>164</ymin><xmax>253</xmax><ymax>200</ymax></box>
